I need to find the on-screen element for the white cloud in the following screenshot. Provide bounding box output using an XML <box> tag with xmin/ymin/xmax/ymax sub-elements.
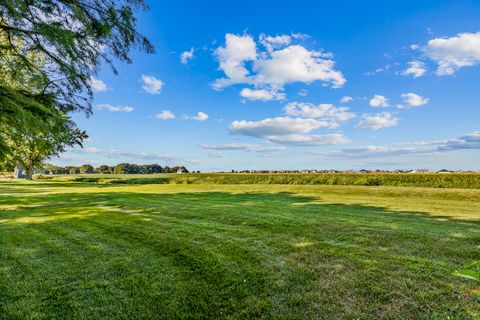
<box><xmin>356</xmin><ymin>112</ymin><xmax>399</xmax><ymax>130</ymax></box>
<box><xmin>184</xmin><ymin>112</ymin><xmax>209</xmax><ymax>121</ymax></box>
<box><xmin>212</xmin><ymin>33</ymin><xmax>346</xmax><ymax>98</ymax></box>
<box><xmin>439</xmin><ymin>132</ymin><xmax>480</xmax><ymax>151</ymax></box>
<box><xmin>212</xmin><ymin>34</ymin><xmax>257</xmax><ymax>89</ymax></box>
<box><xmin>298</xmin><ymin>89</ymin><xmax>308</xmax><ymax>96</ymax></box>
<box><xmin>230</xmin><ymin>117</ymin><xmax>330</xmax><ymax>137</ymax></box>
<box><xmin>96</xmin><ymin>104</ymin><xmax>133</xmax><ymax>112</ymax></box>
<box><xmin>399</xmin><ymin>93</ymin><xmax>429</xmax><ymax>108</ymax></box>
<box><xmin>155</xmin><ymin>110</ymin><xmax>175</xmax><ymax>120</ymax></box>
<box><xmin>259</xmin><ymin>33</ymin><xmax>291</xmax><ymax>52</ymax></box>
<box><xmin>240</xmin><ymin>87</ymin><xmax>286</xmax><ymax>101</ymax></box>
<box><xmin>207</xmin><ymin>152</ymin><xmax>226</xmax><ymax>158</ymax></box>
<box><xmin>253</xmin><ymin>45</ymin><xmax>345</xmax><ymax>88</ymax></box>
<box><xmin>180</xmin><ymin>47</ymin><xmax>195</xmax><ymax>64</ymax></box>
<box><xmin>268</xmin><ymin>133</ymin><xmax>350</xmax><ymax>145</ymax></box>
<box><xmin>284</xmin><ymin>102</ymin><xmax>355</xmax><ymax>123</ymax></box>
<box><xmin>340</xmin><ymin>96</ymin><xmax>353</xmax><ymax>103</ymax></box>
<box><xmin>229</xmin><ymin>117</ymin><xmax>349</xmax><ymax>146</ymax></box>
<box><xmin>141</xmin><ymin>75</ymin><xmax>164</xmax><ymax>94</ymax></box>
<box><xmin>365</xmin><ymin>64</ymin><xmax>392</xmax><ymax>76</ymax></box>
<box><xmin>369</xmin><ymin>95</ymin><xmax>390</xmax><ymax>108</ymax></box>
<box><xmin>402</xmin><ymin>61</ymin><xmax>426</xmax><ymax>78</ymax></box>
<box><xmin>327</xmin><ymin>132</ymin><xmax>480</xmax><ymax>158</ymax></box>
<box><xmin>88</xmin><ymin>77</ymin><xmax>107</xmax><ymax>92</ymax></box>
<box><xmin>327</xmin><ymin>145</ymin><xmax>434</xmax><ymax>158</ymax></box>
<box><xmin>424</xmin><ymin>32</ymin><xmax>480</xmax><ymax>75</ymax></box>
<box><xmin>201</xmin><ymin>143</ymin><xmax>285</xmax><ymax>153</ymax></box>
<box><xmin>68</xmin><ymin>148</ymin><xmax>197</xmax><ymax>166</ymax></box>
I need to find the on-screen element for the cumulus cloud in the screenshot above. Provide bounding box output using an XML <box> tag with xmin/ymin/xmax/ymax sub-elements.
<box><xmin>369</xmin><ymin>95</ymin><xmax>390</xmax><ymax>108</ymax></box>
<box><xmin>284</xmin><ymin>102</ymin><xmax>355</xmax><ymax>125</ymax></box>
<box><xmin>229</xmin><ymin>117</ymin><xmax>350</xmax><ymax>146</ymax></box>
<box><xmin>230</xmin><ymin>117</ymin><xmax>331</xmax><ymax>137</ymax></box>
<box><xmin>96</xmin><ymin>104</ymin><xmax>133</xmax><ymax>112</ymax></box>
<box><xmin>184</xmin><ymin>112</ymin><xmax>209</xmax><ymax>121</ymax></box>
<box><xmin>240</xmin><ymin>87</ymin><xmax>286</xmax><ymax>101</ymax></box>
<box><xmin>180</xmin><ymin>47</ymin><xmax>195</xmax><ymax>64</ymax></box>
<box><xmin>201</xmin><ymin>143</ymin><xmax>285</xmax><ymax>153</ymax></box>
<box><xmin>424</xmin><ymin>32</ymin><xmax>480</xmax><ymax>75</ymax></box>
<box><xmin>88</xmin><ymin>77</ymin><xmax>107</xmax><ymax>92</ymax></box>
<box><xmin>155</xmin><ymin>110</ymin><xmax>176</xmax><ymax>120</ymax></box>
<box><xmin>212</xmin><ymin>34</ymin><xmax>257</xmax><ymax>89</ymax></box>
<box><xmin>399</xmin><ymin>93</ymin><xmax>429</xmax><ymax>108</ymax></box>
<box><xmin>212</xmin><ymin>33</ymin><xmax>345</xmax><ymax>99</ymax></box>
<box><xmin>340</xmin><ymin>96</ymin><xmax>353</xmax><ymax>103</ymax></box>
<box><xmin>326</xmin><ymin>132</ymin><xmax>480</xmax><ymax>158</ymax></box>
<box><xmin>141</xmin><ymin>75</ymin><xmax>164</xmax><ymax>94</ymax></box>
<box><xmin>356</xmin><ymin>112</ymin><xmax>399</xmax><ymax>130</ymax></box>
<box><xmin>253</xmin><ymin>45</ymin><xmax>345</xmax><ymax>88</ymax></box>
<box><xmin>402</xmin><ymin>61</ymin><xmax>426</xmax><ymax>78</ymax></box>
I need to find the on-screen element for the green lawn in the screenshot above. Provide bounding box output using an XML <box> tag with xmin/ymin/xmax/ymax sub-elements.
<box><xmin>0</xmin><ymin>180</ymin><xmax>479</xmax><ymax>319</ymax></box>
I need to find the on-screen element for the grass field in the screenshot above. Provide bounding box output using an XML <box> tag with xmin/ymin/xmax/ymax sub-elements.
<box><xmin>1</xmin><ymin>179</ymin><xmax>479</xmax><ymax>319</ymax></box>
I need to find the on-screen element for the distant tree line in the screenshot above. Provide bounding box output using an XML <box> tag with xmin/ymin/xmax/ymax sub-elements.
<box><xmin>41</xmin><ymin>163</ymin><xmax>189</xmax><ymax>175</ymax></box>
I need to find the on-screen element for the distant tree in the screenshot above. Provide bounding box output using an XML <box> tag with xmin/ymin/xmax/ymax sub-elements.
<box><xmin>80</xmin><ymin>164</ymin><xmax>94</xmax><ymax>174</ymax></box>
<box><xmin>95</xmin><ymin>165</ymin><xmax>112</xmax><ymax>174</ymax></box>
<box><xmin>1</xmin><ymin>113</ymin><xmax>86</xmax><ymax>179</ymax></box>
<box><xmin>172</xmin><ymin>166</ymin><xmax>188</xmax><ymax>173</ymax></box>
<box><xmin>42</xmin><ymin>163</ymin><xmax>67</xmax><ymax>174</ymax></box>
<box><xmin>140</xmin><ymin>164</ymin><xmax>162</xmax><ymax>174</ymax></box>
<box><xmin>65</xmin><ymin>166</ymin><xmax>80</xmax><ymax>174</ymax></box>
<box><xmin>114</xmin><ymin>163</ymin><xmax>127</xmax><ymax>174</ymax></box>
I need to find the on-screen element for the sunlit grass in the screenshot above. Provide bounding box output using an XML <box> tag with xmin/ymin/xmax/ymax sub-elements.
<box><xmin>0</xmin><ymin>180</ymin><xmax>479</xmax><ymax>319</ymax></box>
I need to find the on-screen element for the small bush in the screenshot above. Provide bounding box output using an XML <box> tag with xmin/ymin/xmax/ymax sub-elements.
<box><xmin>33</xmin><ymin>174</ymin><xmax>53</xmax><ymax>180</ymax></box>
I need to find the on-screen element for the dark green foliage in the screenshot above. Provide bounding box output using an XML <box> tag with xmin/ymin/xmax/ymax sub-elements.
<box><xmin>113</xmin><ymin>163</ymin><xmax>164</xmax><ymax>174</ymax></box>
<box><xmin>95</xmin><ymin>165</ymin><xmax>112</xmax><ymax>174</ymax></box>
<box><xmin>0</xmin><ymin>0</ymin><xmax>153</xmax><ymax>162</ymax></box>
<box><xmin>42</xmin><ymin>163</ymin><xmax>68</xmax><ymax>174</ymax></box>
<box><xmin>80</xmin><ymin>164</ymin><xmax>94</xmax><ymax>174</ymax></box>
<box><xmin>0</xmin><ymin>0</ymin><xmax>154</xmax><ymax>115</ymax></box>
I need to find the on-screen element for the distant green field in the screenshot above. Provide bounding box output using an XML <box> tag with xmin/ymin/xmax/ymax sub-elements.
<box><xmin>1</xmin><ymin>180</ymin><xmax>479</xmax><ymax>319</ymax></box>
<box><xmin>46</xmin><ymin>172</ymin><xmax>480</xmax><ymax>189</ymax></box>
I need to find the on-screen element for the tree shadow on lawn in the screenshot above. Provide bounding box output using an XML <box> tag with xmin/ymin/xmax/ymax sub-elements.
<box><xmin>1</xmin><ymin>190</ymin><xmax>479</xmax><ymax>319</ymax></box>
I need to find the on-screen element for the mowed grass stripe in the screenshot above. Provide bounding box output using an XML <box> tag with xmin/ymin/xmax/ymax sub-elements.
<box><xmin>0</xmin><ymin>181</ymin><xmax>479</xmax><ymax>319</ymax></box>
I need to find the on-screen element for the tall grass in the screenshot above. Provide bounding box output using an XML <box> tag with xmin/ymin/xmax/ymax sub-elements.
<box><xmin>61</xmin><ymin>173</ymin><xmax>480</xmax><ymax>189</ymax></box>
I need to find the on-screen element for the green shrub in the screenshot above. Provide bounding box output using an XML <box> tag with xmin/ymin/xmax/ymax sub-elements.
<box><xmin>33</xmin><ymin>174</ymin><xmax>53</xmax><ymax>180</ymax></box>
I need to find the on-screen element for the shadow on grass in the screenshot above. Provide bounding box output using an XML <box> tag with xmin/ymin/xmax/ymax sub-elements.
<box><xmin>1</xmin><ymin>184</ymin><xmax>479</xmax><ymax>319</ymax></box>
<box><xmin>0</xmin><ymin>185</ymin><xmax>479</xmax><ymax>226</ymax></box>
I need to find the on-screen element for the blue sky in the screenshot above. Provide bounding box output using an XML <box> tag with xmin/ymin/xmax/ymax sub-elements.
<box><xmin>56</xmin><ymin>0</ymin><xmax>480</xmax><ymax>171</ymax></box>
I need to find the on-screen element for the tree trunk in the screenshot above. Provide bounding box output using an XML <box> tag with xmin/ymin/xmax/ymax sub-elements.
<box><xmin>25</xmin><ymin>167</ymin><xmax>33</xmax><ymax>180</ymax></box>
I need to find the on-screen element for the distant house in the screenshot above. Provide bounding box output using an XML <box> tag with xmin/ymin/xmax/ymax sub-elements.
<box><xmin>437</xmin><ymin>169</ymin><xmax>453</xmax><ymax>173</ymax></box>
<box><xmin>177</xmin><ymin>167</ymin><xmax>188</xmax><ymax>174</ymax></box>
<box><xmin>13</xmin><ymin>165</ymin><xmax>45</xmax><ymax>179</ymax></box>
<box><xmin>13</xmin><ymin>166</ymin><xmax>27</xmax><ymax>179</ymax></box>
